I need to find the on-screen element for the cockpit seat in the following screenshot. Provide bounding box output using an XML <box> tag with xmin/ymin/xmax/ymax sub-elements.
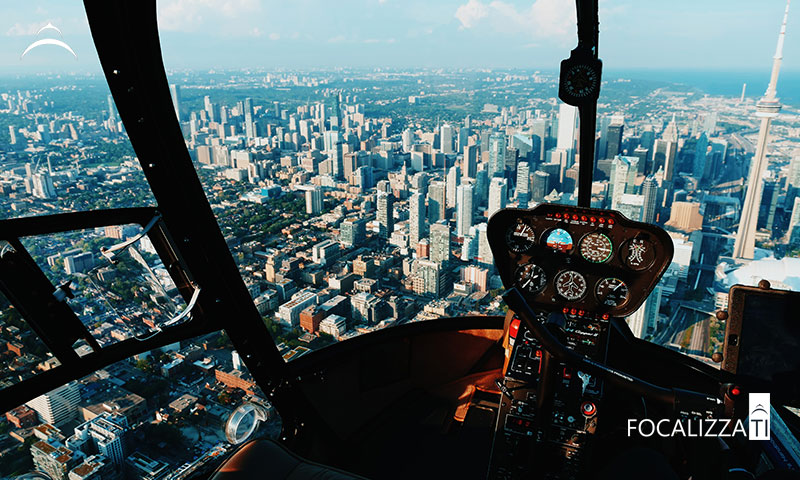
<box><xmin>210</xmin><ymin>439</ymin><xmax>368</xmax><ymax>480</ymax></box>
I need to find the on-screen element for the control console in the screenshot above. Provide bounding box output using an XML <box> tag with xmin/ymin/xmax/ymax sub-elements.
<box><xmin>486</xmin><ymin>205</ymin><xmax>674</xmax><ymax>479</ymax></box>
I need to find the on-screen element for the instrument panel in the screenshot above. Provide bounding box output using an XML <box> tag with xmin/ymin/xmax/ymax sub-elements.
<box><xmin>488</xmin><ymin>204</ymin><xmax>674</xmax><ymax>317</ymax></box>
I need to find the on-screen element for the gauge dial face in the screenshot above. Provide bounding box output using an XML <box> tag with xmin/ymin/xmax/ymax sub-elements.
<box><xmin>624</xmin><ymin>238</ymin><xmax>655</xmax><ymax>271</ymax></box>
<box><xmin>579</xmin><ymin>232</ymin><xmax>613</xmax><ymax>263</ymax></box>
<box><xmin>545</xmin><ymin>228</ymin><xmax>573</xmax><ymax>253</ymax></box>
<box><xmin>506</xmin><ymin>221</ymin><xmax>536</xmax><ymax>253</ymax></box>
<box><xmin>595</xmin><ymin>278</ymin><xmax>629</xmax><ymax>307</ymax></box>
<box><xmin>515</xmin><ymin>263</ymin><xmax>547</xmax><ymax>294</ymax></box>
<box><xmin>563</xmin><ymin>64</ymin><xmax>600</xmax><ymax>98</ymax></box>
<box><xmin>555</xmin><ymin>270</ymin><xmax>587</xmax><ymax>301</ymax></box>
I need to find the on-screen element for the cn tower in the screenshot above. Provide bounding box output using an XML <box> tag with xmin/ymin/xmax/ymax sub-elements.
<box><xmin>733</xmin><ymin>0</ymin><xmax>791</xmax><ymax>259</ymax></box>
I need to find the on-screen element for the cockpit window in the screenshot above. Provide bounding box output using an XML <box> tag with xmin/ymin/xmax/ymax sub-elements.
<box><xmin>20</xmin><ymin>225</ymin><xmax>190</xmax><ymax>348</ymax></box>
<box><xmin>1</xmin><ymin>2</ymin><xmax>156</xmax><ymax>221</ymax></box>
<box><xmin>0</xmin><ymin>331</ymin><xmax>278</xmax><ymax>479</ymax></box>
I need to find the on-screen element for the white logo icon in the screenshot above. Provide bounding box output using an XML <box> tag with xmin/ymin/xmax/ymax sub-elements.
<box><xmin>748</xmin><ymin>393</ymin><xmax>771</xmax><ymax>440</ymax></box>
<box><xmin>20</xmin><ymin>22</ymin><xmax>77</xmax><ymax>60</ymax></box>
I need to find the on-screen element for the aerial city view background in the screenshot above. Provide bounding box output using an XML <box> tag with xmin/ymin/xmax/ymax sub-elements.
<box><xmin>1</xmin><ymin>0</ymin><xmax>800</xmax><ymax>479</ymax></box>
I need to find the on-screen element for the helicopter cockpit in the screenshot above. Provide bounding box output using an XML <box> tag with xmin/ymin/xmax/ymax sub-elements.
<box><xmin>1</xmin><ymin>1</ymin><xmax>800</xmax><ymax>480</ymax></box>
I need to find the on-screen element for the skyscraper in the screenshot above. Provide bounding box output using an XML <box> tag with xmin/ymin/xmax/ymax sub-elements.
<box><xmin>652</xmin><ymin>139</ymin><xmax>677</xmax><ymax>182</ymax></box>
<box><xmin>463</xmin><ymin>144</ymin><xmax>478</xmax><ymax>178</ymax></box>
<box><xmin>532</xmin><ymin>170</ymin><xmax>549</xmax><ymax>203</ymax></box>
<box><xmin>608</xmin><ymin>156</ymin><xmax>639</xmax><ymax>210</ymax></box>
<box><xmin>456</xmin><ymin>182</ymin><xmax>474</xmax><ymax>238</ymax></box>
<box><xmin>440</xmin><ymin>124</ymin><xmax>454</xmax><ymax>154</ymax></box>
<box><xmin>488</xmin><ymin>177</ymin><xmax>508</xmax><ymax>218</ymax></box>
<box><xmin>641</xmin><ymin>176</ymin><xmax>659</xmax><ymax>224</ymax></box>
<box><xmin>446</xmin><ymin>165</ymin><xmax>461</xmax><ymax>209</ymax></box>
<box><xmin>169</xmin><ymin>84</ymin><xmax>181</xmax><ymax>121</ymax></box>
<box><xmin>605</xmin><ymin>121</ymin><xmax>624</xmax><ymax>159</ymax></box>
<box><xmin>556</xmin><ymin>103</ymin><xmax>578</xmax><ymax>154</ymax></box>
<box><xmin>516</xmin><ymin>161</ymin><xmax>531</xmax><ymax>208</ymax></box>
<box><xmin>487</xmin><ymin>132</ymin><xmax>506</xmax><ymax>179</ymax></box>
<box><xmin>429</xmin><ymin>221</ymin><xmax>451</xmax><ymax>264</ymax></box>
<box><xmin>377</xmin><ymin>192</ymin><xmax>394</xmax><ymax>240</ymax></box>
<box><xmin>409</xmin><ymin>192</ymin><xmax>426</xmax><ymax>246</ymax></box>
<box><xmin>427</xmin><ymin>181</ymin><xmax>446</xmax><ymax>223</ymax></box>
<box><xmin>734</xmin><ymin>0</ymin><xmax>790</xmax><ymax>259</ymax></box>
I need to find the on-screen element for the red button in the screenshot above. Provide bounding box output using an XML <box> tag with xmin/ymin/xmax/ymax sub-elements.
<box><xmin>570</xmin><ymin>308</ymin><xmax>577</xmax><ymax>315</ymax></box>
<box><xmin>598</xmin><ymin>218</ymin><xmax>605</xmax><ymax>223</ymax></box>
<box><xmin>572</xmin><ymin>214</ymin><xmax>579</xmax><ymax>220</ymax></box>
<box><xmin>602</xmin><ymin>314</ymin><xmax>610</xmax><ymax>320</ymax></box>
<box><xmin>578</xmin><ymin>310</ymin><xmax>585</xmax><ymax>316</ymax></box>
<box><xmin>555</xmin><ymin>213</ymin><xmax>562</xmax><ymax>218</ymax></box>
<box><xmin>731</xmin><ymin>387</ymin><xmax>741</xmax><ymax>396</ymax></box>
<box><xmin>562</xmin><ymin>307</ymin><xmax>569</xmax><ymax>314</ymax></box>
<box><xmin>607</xmin><ymin>218</ymin><xmax>615</xmax><ymax>225</ymax></box>
<box><xmin>581</xmin><ymin>401</ymin><xmax>596</xmax><ymax>416</ymax></box>
<box><xmin>590</xmin><ymin>216</ymin><xmax>597</xmax><ymax>222</ymax></box>
<box><xmin>563</xmin><ymin>368</ymin><xmax>572</xmax><ymax>379</ymax></box>
<box><xmin>581</xmin><ymin>216</ymin><xmax>588</xmax><ymax>221</ymax></box>
<box><xmin>509</xmin><ymin>318</ymin><xmax>521</xmax><ymax>339</ymax></box>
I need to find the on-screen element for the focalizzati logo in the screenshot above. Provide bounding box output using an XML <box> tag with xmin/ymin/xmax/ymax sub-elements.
<box><xmin>626</xmin><ymin>393</ymin><xmax>772</xmax><ymax>441</ymax></box>
<box><xmin>748</xmin><ymin>393</ymin><xmax>771</xmax><ymax>440</ymax></box>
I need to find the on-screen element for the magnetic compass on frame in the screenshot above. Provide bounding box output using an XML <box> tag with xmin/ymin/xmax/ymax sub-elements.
<box><xmin>558</xmin><ymin>49</ymin><xmax>602</xmax><ymax>106</ymax></box>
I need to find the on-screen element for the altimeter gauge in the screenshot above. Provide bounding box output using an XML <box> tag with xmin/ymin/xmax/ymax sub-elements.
<box><xmin>515</xmin><ymin>263</ymin><xmax>547</xmax><ymax>294</ymax></box>
<box><xmin>595</xmin><ymin>277</ymin><xmax>629</xmax><ymax>307</ymax></box>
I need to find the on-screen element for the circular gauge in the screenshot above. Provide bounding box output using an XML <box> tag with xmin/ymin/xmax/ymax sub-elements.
<box><xmin>555</xmin><ymin>270</ymin><xmax>587</xmax><ymax>301</ymax></box>
<box><xmin>623</xmin><ymin>238</ymin><xmax>655</xmax><ymax>271</ymax></box>
<box><xmin>595</xmin><ymin>278</ymin><xmax>630</xmax><ymax>307</ymax></box>
<box><xmin>544</xmin><ymin>228</ymin><xmax>573</xmax><ymax>253</ymax></box>
<box><xmin>579</xmin><ymin>232</ymin><xmax>613</xmax><ymax>263</ymax></box>
<box><xmin>506</xmin><ymin>221</ymin><xmax>536</xmax><ymax>253</ymax></box>
<box><xmin>515</xmin><ymin>263</ymin><xmax>547</xmax><ymax>294</ymax></box>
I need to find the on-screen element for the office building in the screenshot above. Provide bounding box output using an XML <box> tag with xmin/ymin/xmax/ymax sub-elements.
<box><xmin>429</xmin><ymin>221</ymin><xmax>450</xmax><ymax>264</ymax></box>
<box><xmin>27</xmin><ymin>382</ymin><xmax>81</xmax><ymax>427</ymax></box>
<box><xmin>488</xmin><ymin>177</ymin><xmax>508</xmax><ymax>218</ymax></box>
<box><xmin>377</xmin><ymin>192</ymin><xmax>394</xmax><ymax>240</ymax></box>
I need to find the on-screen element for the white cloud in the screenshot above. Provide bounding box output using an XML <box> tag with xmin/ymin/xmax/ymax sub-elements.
<box><xmin>454</xmin><ymin>0</ymin><xmax>575</xmax><ymax>40</ymax></box>
<box><xmin>158</xmin><ymin>0</ymin><xmax>261</xmax><ymax>32</ymax></box>
<box><xmin>327</xmin><ymin>35</ymin><xmax>347</xmax><ymax>44</ymax></box>
<box><xmin>6</xmin><ymin>22</ymin><xmax>47</xmax><ymax>37</ymax></box>
<box><xmin>269</xmin><ymin>32</ymin><xmax>280</xmax><ymax>40</ymax></box>
<box><xmin>454</xmin><ymin>0</ymin><xmax>489</xmax><ymax>30</ymax></box>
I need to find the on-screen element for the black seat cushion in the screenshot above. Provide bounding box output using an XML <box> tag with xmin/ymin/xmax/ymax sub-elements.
<box><xmin>210</xmin><ymin>440</ymin><xmax>368</xmax><ymax>480</ymax></box>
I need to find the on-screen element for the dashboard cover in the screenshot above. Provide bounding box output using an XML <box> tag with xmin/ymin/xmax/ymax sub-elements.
<box><xmin>488</xmin><ymin>204</ymin><xmax>674</xmax><ymax>318</ymax></box>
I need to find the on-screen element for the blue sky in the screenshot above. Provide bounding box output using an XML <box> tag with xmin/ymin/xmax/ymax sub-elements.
<box><xmin>1</xmin><ymin>1</ymin><xmax>798</xmax><ymax>73</ymax></box>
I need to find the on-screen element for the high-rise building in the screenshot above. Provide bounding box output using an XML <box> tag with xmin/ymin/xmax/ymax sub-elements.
<box><xmin>556</xmin><ymin>103</ymin><xmax>578</xmax><ymax>155</ymax></box>
<box><xmin>531</xmin><ymin>118</ymin><xmax>549</xmax><ymax>163</ymax></box>
<box><xmin>757</xmin><ymin>177</ymin><xmax>780</xmax><ymax>231</ymax></box>
<box><xmin>69</xmin><ymin>414</ymin><xmax>129</xmax><ymax>466</ymax></box>
<box><xmin>402</xmin><ymin>128</ymin><xmax>413</xmax><ymax>153</ymax></box>
<box><xmin>476</xmin><ymin>223</ymin><xmax>493</xmax><ymax>267</ymax></box>
<box><xmin>665</xmin><ymin>201</ymin><xmax>704</xmax><ymax>233</ymax></box>
<box><xmin>377</xmin><ymin>192</ymin><xmax>394</xmax><ymax>240</ymax></box>
<box><xmin>734</xmin><ymin>1</ymin><xmax>790</xmax><ymax>259</ymax></box>
<box><xmin>641</xmin><ymin>176</ymin><xmax>659</xmax><ymax>224</ymax></box>
<box><xmin>440</xmin><ymin>124</ymin><xmax>454</xmax><ymax>154</ymax></box>
<box><xmin>429</xmin><ymin>221</ymin><xmax>450</xmax><ymax>264</ymax></box>
<box><xmin>532</xmin><ymin>170</ymin><xmax>549</xmax><ymax>203</ymax></box>
<box><xmin>409</xmin><ymin>192</ymin><xmax>427</xmax><ymax>246</ymax></box>
<box><xmin>32</xmin><ymin>172</ymin><xmax>56</xmax><ymax>199</ymax></box>
<box><xmin>488</xmin><ymin>177</ymin><xmax>508</xmax><ymax>218</ymax></box>
<box><xmin>446</xmin><ymin>165</ymin><xmax>461</xmax><ymax>209</ymax></box>
<box><xmin>339</xmin><ymin>218</ymin><xmax>366</xmax><ymax>247</ymax></box>
<box><xmin>516</xmin><ymin>162</ymin><xmax>531</xmax><ymax>208</ymax></box>
<box><xmin>608</xmin><ymin>156</ymin><xmax>639</xmax><ymax>210</ymax></box>
<box><xmin>693</xmin><ymin>132</ymin><xmax>709</xmax><ymax>180</ymax></box>
<box><xmin>606</xmin><ymin>121</ymin><xmax>624</xmax><ymax>159</ymax></box>
<box><xmin>475</xmin><ymin>166</ymin><xmax>489</xmax><ymax>207</ymax></box>
<box><xmin>305</xmin><ymin>187</ymin><xmax>323</xmax><ymax>215</ymax></box>
<box><xmin>652</xmin><ymin>139</ymin><xmax>678</xmax><ymax>182</ymax></box>
<box><xmin>456</xmin><ymin>182</ymin><xmax>474</xmax><ymax>238</ymax></box>
<box><xmin>487</xmin><ymin>132</ymin><xmax>506</xmax><ymax>179</ymax></box>
<box><xmin>9</xmin><ymin>125</ymin><xmax>17</xmax><ymax>145</ymax></box>
<box><xmin>463</xmin><ymin>144</ymin><xmax>478</xmax><ymax>178</ymax></box>
<box><xmin>27</xmin><ymin>382</ymin><xmax>81</xmax><ymax>427</ymax></box>
<box><xmin>427</xmin><ymin>181</ymin><xmax>446</xmax><ymax>223</ymax></box>
<box><xmin>169</xmin><ymin>84</ymin><xmax>181</xmax><ymax>121</ymax></box>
